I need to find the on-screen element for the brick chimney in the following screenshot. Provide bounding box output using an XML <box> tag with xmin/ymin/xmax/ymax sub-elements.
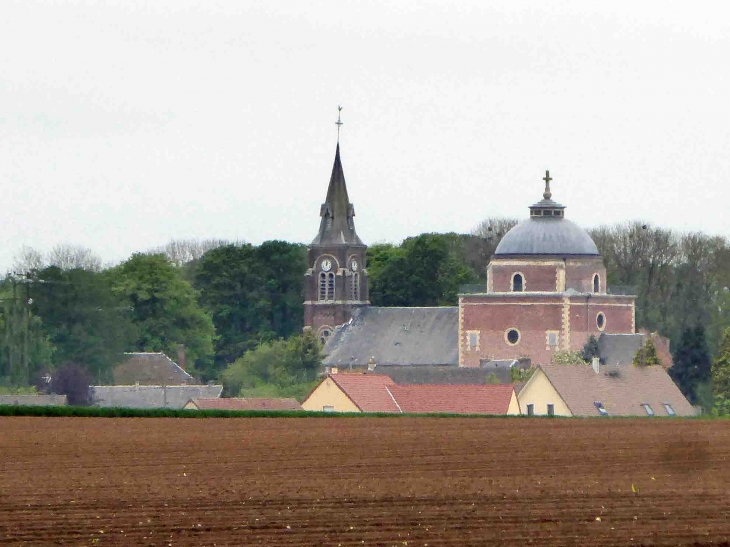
<box><xmin>177</xmin><ymin>345</ymin><xmax>186</xmax><ymax>371</ymax></box>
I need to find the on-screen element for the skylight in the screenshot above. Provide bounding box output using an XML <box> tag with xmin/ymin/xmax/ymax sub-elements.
<box><xmin>662</xmin><ymin>403</ymin><xmax>676</xmax><ymax>416</ymax></box>
<box><xmin>594</xmin><ymin>401</ymin><xmax>608</xmax><ymax>416</ymax></box>
<box><xmin>641</xmin><ymin>403</ymin><xmax>654</xmax><ymax>416</ymax></box>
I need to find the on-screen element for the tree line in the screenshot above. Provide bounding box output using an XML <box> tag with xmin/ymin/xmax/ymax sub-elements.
<box><xmin>1</xmin><ymin>220</ymin><xmax>728</xmax><ymax>411</ymax></box>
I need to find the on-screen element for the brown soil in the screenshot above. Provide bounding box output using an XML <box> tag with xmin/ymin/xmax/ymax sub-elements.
<box><xmin>0</xmin><ymin>417</ymin><xmax>729</xmax><ymax>546</ymax></box>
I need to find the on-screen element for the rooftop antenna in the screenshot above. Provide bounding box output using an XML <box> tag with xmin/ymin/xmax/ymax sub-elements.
<box><xmin>336</xmin><ymin>105</ymin><xmax>343</xmax><ymax>142</ymax></box>
<box><xmin>543</xmin><ymin>170</ymin><xmax>552</xmax><ymax>200</ymax></box>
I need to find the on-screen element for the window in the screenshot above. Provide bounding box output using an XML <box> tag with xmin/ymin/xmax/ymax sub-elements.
<box><xmin>319</xmin><ymin>272</ymin><xmax>336</xmax><ymax>301</ymax></box>
<box><xmin>512</xmin><ymin>273</ymin><xmax>524</xmax><ymax>292</ymax></box>
<box><xmin>527</xmin><ymin>404</ymin><xmax>534</xmax><ymax>416</ymax></box>
<box><xmin>506</xmin><ymin>328</ymin><xmax>520</xmax><ymax>345</ymax></box>
<box><xmin>594</xmin><ymin>401</ymin><xmax>608</xmax><ymax>416</ymax></box>
<box><xmin>596</xmin><ymin>312</ymin><xmax>606</xmax><ymax>331</ymax></box>
<box><xmin>327</xmin><ymin>272</ymin><xmax>335</xmax><ymax>300</ymax></box>
<box><xmin>641</xmin><ymin>403</ymin><xmax>654</xmax><ymax>416</ymax></box>
<box><xmin>547</xmin><ymin>404</ymin><xmax>555</xmax><ymax>416</ymax></box>
<box><xmin>319</xmin><ymin>329</ymin><xmax>331</xmax><ymax>345</ymax></box>
<box><xmin>531</xmin><ymin>210</ymin><xmax>542</xmax><ymax>216</ymax></box>
<box><xmin>593</xmin><ymin>274</ymin><xmax>600</xmax><ymax>294</ymax></box>
<box><xmin>323</xmin><ymin>405</ymin><xmax>335</xmax><ymax>413</ymax></box>
<box><xmin>467</xmin><ymin>331</ymin><xmax>479</xmax><ymax>350</ymax></box>
<box><xmin>547</xmin><ymin>331</ymin><xmax>559</xmax><ymax>347</ymax></box>
<box><xmin>663</xmin><ymin>403</ymin><xmax>676</xmax><ymax>416</ymax></box>
<box><xmin>350</xmin><ymin>273</ymin><xmax>360</xmax><ymax>300</ymax></box>
<box><xmin>319</xmin><ymin>272</ymin><xmax>327</xmax><ymax>301</ymax></box>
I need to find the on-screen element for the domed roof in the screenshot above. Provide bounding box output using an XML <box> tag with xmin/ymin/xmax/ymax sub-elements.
<box><xmin>494</xmin><ymin>170</ymin><xmax>600</xmax><ymax>257</ymax></box>
<box><xmin>495</xmin><ymin>217</ymin><xmax>600</xmax><ymax>256</ymax></box>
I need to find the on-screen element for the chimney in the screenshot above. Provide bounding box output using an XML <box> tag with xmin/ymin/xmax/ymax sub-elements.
<box><xmin>591</xmin><ymin>357</ymin><xmax>600</xmax><ymax>374</ymax></box>
<box><xmin>177</xmin><ymin>345</ymin><xmax>186</xmax><ymax>371</ymax></box>
<box><xmin>367</xmin><ymin>357</ymin><xmax>377</xmax><ymax>372</ymax></box>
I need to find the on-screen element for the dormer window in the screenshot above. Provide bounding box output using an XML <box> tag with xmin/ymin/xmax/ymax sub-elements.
<box><xmin>512</xmin><ymin>273</ymin><xmax>524</xmax><ymax>292</ymax></box>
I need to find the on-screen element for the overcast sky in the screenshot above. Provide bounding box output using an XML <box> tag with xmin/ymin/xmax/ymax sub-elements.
<box><xmin>1</xmin><ymin>0</ymin><xmax>729</xmax><ymax>272</ymax></box>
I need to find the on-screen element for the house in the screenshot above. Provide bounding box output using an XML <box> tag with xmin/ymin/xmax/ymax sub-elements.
<box><xmin>112</xmin><ymin>352</ymin><xmax>196</xmax><ymax>385</ymax></box>
<box><xmin>184</xmin><ymin>398</ymin><xmax>301</xmax><ymax>411</ymax></box>
<box><xmin>598</xmin><ymin>332</ymin><xmax>673</xmax><ymax>368</ymax></box>
<box><xmin>90</xmin><ymin>384</ymin><xmax>222</xmax><ymax>409</ymax></box>
<box><xmin>301</xmin><ymin>373</ymin><xmax>519</xmax><ymax>415</ymax></box>
<box><xmin>0</xmin><ymin>394</ymin><xmax>67</xmax><ymax>407</ymax></box>
<box><xmin>517</xmin><ymin>363</ymin><xmax>696</xmax><ymax>417</ymax></box>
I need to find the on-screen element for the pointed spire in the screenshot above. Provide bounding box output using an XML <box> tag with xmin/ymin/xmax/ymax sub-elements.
<box><xmin>311</xmin><ymin>142</ymin><xmax>364</xmax><ymax>246</ymax></box>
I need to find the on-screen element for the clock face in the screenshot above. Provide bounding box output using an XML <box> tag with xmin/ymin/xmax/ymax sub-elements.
<box><xmin>351</xmin><ymin>260</ymin><xmax>358</xmax><ymax>271</ymax></box>
<box><xmin>321</xmin><ymin>259</ymin><xmax>332</xmax><ymax>272</ymax></box>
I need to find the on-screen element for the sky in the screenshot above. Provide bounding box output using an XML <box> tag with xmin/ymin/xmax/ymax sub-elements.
<box><xmin>1</xmin><ymin>0</ymin><xmax>729</xmax><ymax>272</ymax></box>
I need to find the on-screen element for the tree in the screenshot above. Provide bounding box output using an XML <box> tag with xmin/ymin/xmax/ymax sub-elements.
<box><xmin>50</xmin><ymin>362</ymin><xmax>91</xmax><ymax>406</ymax></box>
<box><xmin>670</xmin><ymin>326</ymin><xmax>712</xmax><ymax>406</ymax></box>
<box><xmin>368</xmin><ymin>234</ymin><xmax>477</xmax><ymax>307</ymax></box>
<box><xmin>147</xmin><ymin>238</ymin><xmax>234</xmax><ymax>268</ymax></box>
<box><xmin>194</xmin><ymin>242</ymin><xmax>306</xmax><ymax>373</ymax></box>
<box><xmin>220</xmin><ymin>331</ymin><xmax>322</xmax><ymax>399</ymax></box>
<box><xmin>551</xmin><ymin>351</ymin><xmax>585</xmax><ymax>365</ymax></box>
<box><xmin>581</xmin><ymin>335</ymin><xmax>600</xmax><ymax>363</ymax></box>
<box><xmin>108</xmin><ymin>254</ymin><xmax>215</xmax><ymax>377</ymax></box>
<box><xmin>47</xmin><ymin>244</ymin><xmax>102</xmax><ymax>272</ymax></box>
<box><xmin>712</xmin><ymin>328</ymin><xmax>730</xmax><ymax>416</ymax></box>
<box><xmin>633</xmin><ymin>338</ymin><xmax>661</xmax><ymax>367</ymax></box>
<box><xmin>28</xmin><ymin>266</ymin><xmax>136</xmax><ymax>383</ymax></box>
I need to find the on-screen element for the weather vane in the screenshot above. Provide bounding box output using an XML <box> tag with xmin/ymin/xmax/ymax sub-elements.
<box><xmin>336</xmin><ymin>105</ymin><xmax>343</xmax><ymax>141</ymax></box>
<box><xmin>543</xmin><ymin>170</ymin><xmax>552</xmax><ymax>200</ymax></box>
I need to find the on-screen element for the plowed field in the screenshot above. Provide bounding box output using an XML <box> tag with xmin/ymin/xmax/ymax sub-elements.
<box><xmin>1</xmin><ymin>417</ymin><xmax>729</xmax><ymax>546</ymax></box>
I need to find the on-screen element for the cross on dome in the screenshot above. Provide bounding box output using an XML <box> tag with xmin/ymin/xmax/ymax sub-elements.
<box><xmin>543</xmin><ymin>170</ymin><xmax>552</xmax><ymax>200</ymax></box>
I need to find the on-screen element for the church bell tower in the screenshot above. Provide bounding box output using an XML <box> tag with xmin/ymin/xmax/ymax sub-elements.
<box><xmin>304</xmin><ymin>110</ymin><xmax>369</xmax><ymax>344</ymax></box>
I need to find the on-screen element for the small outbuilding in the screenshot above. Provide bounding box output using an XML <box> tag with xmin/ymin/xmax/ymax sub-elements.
<box><xmin>517</xmin><ymin>364</ymin><xmax>696</xmax><ymax>417</ymax></box>
<box><xmin>184</xmin><ymin>398</ymin><xmax>301</xmax><ymax>411</ymax></box>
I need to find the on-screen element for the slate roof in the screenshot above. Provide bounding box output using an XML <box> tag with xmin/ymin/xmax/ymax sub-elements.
<box><xmin>187</xmin><ymin>398</ymin><xmax>301</xmax><ymax>411</ymax></box>
<box><xmin>388</xmin><ymin>384</ymin><xmax>515</xmax><ymax>415</ymax></box>
<box><xmin>0</xmin><ymin>394</ymin><xmax>67</xmax><ymax>406</ymax></box>
<box><xmin>329</xmin><ymin>373</ymin><xmax>400</xmax><ymax>412</ymax></box>
<box><xmin>311</xmin><ymin>143</ymin><xmax>364</xmax><ymax>247</ymax></box>
<box><xmin>112</xmin><ymin>352</ymin><xmax>195</xmax><ymax>385</ymax></box>
<box><xmin>537</xmin><ymin>364</ymin><xmax>696</xmax><ymax>416</ymax></box>
<box><xmin>495</xmin><ymin>218</ymin><xmax>600</xmax><ymax>256</ymax></box>
<box><xmin>90</xmin><ymin>384</ymin><xmax>223</xmax><ymax>409</ymax></box>
<box><xmin>323</xmin><ymin>307</ymin><xmax>458</xmax><ymax>366</ymax></box>
<box><xmin>598</xmin><ymin>334</ymin><xmax>646</xmax><ymax>366</ymax></box>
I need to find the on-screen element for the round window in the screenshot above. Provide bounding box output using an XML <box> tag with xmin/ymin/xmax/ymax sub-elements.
<box><xmin>596</xmin><ymin>312</ymin><xmax>606</xmax><ymax>331</ymax></box>
<box><xmin>506</xmin><ymin>328</ymin><xmax>520</xmax><ymax>345</ymax></box>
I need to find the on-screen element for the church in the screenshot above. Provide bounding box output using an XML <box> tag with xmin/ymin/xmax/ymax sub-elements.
<box><xmin>304</xmin><ymin>140</ymin><xmax>641</xmax><ymax>377</ymax></box>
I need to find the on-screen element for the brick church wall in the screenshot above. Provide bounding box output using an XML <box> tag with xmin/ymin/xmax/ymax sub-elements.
<box><xmin>489</xmin><ymin>262</ymin><xmax>560</xmax><ymax>292</ymax></box>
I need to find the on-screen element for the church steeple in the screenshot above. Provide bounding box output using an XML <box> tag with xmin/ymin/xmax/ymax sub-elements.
<box><xmin>311</xmin><ymin>143</ymin><xmax>364</xmax><ymax>246</ymax></box>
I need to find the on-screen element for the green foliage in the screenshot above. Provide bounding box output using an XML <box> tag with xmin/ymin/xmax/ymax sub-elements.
<box><xmin>0</xmin><ymin>278</ymin><xmax>54</xmax><ymax>386</ymax></box>
<box><xmin>581</xmin><ymin>335</ymin><xmax>600</xmax><ymax>363</ymax></box>
<box><xmin>0</xmin><ymin>384</ymin><xmax>38</xmax><ymax>395</ymax></box>
<box><xmin>368</xmin><ymin>233</ymin><xmax>478</xmax><ymax>306</ymax></box>
<box><xmin>25</xmin><ymin>267</ymin><xmax>135</xmax><ymax>383</ymax></box>
<box><xmin>485</xmin><ymin>372</ymin><xmax>500</xmax><ymax>384</ymax></box>
<box><xmin>712</xmin><ymin>328</ymin><xmax>730</xmax><ymax>416</ymax></box>
<box><xmin>633</xmin><ymin>338</ymin><xmax>661</xmax><ymax>367</ymax></box>
<box><xmin>551</xmin><ymin>351</ymin><xmax>586</xmax><ymax>365</ymax></box>
<box><xmin>670</xmin><ymin>326</ymin><xmax>712</xmax><ymax>405</ymax></box>
<box><xmin>108</xmin><ymin>254</ymin><xmax>215</xmax><ymax>377</ymax></box>
<box><xmin>510</xmin><ymin>367</ymin><xmax>534</xmax><ymax>383</ymax></box>
<box><xmin>220</xmin><ymin>331</ymin><xmax>323</xmax><ymax>399</ymax></box>
<box><xmin>194</xmin><ymin>241</ymin><xmax>306</xmax><ymax>374</ymax></box>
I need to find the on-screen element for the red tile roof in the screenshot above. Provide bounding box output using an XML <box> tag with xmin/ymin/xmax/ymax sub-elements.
<box><xmin>329</xmin><ymin>373</ymin><xmax>400</xmax><ymax>412</ymax></box>
<box><xmin>188</xmin><ymin>398</ymin><xmax>301</xmax><ymax>411</ymax></box>
<box><xmin>388</xmin><ymin>384</ymin><xmax>515</xmax><ymax>415</ymax></box>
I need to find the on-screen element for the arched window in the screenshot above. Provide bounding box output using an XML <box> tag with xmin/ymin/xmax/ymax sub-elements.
<box><xmin>320</xmin><ymin>329</ymin><xmax>331</xmax><ymax>345</ymax></box>
<box><xmin>350</xmin><ymin>273</ymin><xmax>360</xmax><ymax>300</ymax></box>
<box><xmin>319</xmin><ymin>272</ymin><xmax>336</xmax><ymax>301</ymax></box>
<box><xmin>319</xmin><ymin>272</ymin><xmax>327</xmax><ymax>301</ymax></box>
<box><xmin>512</xmin><ymin>273</ymin><xmax>524</xmax><ymax>292</ymax></box>
<box><xmin>593</xmin><ymin>274</ymin><xmax>600</xmax><ymax>294</ymax></box>
<box><xmin>327</xmin><ymin>272</ymin><xmax>335</xmax><ymax>300</ymax></box>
